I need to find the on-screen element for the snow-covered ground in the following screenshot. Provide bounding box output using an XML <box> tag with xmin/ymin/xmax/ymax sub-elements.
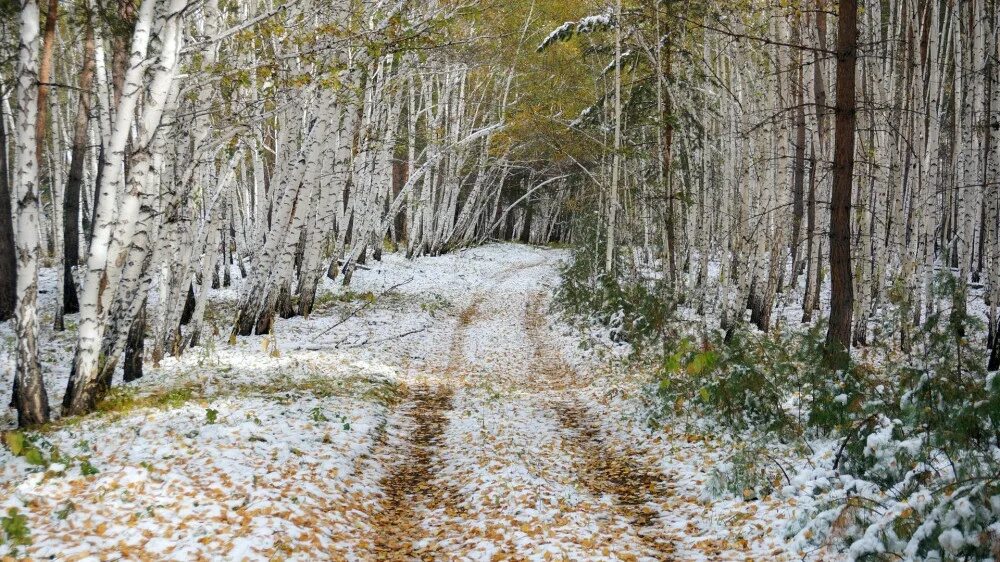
<box><xmin>1</xmin><ymin>244</ymin><xmax>819</xmax><ymax>560</ymax></box>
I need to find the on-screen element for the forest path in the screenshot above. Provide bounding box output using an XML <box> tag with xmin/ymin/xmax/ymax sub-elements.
<box><xmin>361</xmin><ymin>254</ymin><xmax>685</xmax><ymax>561</ymax></box>
<box><xmin>1</xmin><ymin>244</ymin><xmax>798</xmax><ymax>561</ymax></box>
<box><xmin>370</xmin><ymin>383</ymin><xmax>457</xmax><ymax>560</ymax></box>
<box><xmin>524</xmin><ymin>291</ymin><xmax>679</xmax><ymax>559</ymax></box>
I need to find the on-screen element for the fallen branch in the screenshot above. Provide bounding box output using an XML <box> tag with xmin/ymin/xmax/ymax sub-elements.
<box><xmin>345</xmin><ymin>325</ymin><xmax>430</xmax><ymax>349</ymax></box>
<box><xmin>338</xmin><ymin>259</ymin><xmax>371</xmax><ymax>271</ymax></box>
<box><xmin>310</xmin><ymin>278</ymin><xmax>414</xmax><ymax>341</ymax></box>
<box><xmin>832</xmin><ymin>413</ymin><xmax>878</xmax><ymax>471</ymax></box>
<box><xmin>762</xmin><ymin>452</ymin><xmax>791</xmax><ymax>486</ymax></box>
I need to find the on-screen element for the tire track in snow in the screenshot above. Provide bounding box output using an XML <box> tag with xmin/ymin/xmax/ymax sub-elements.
<box><xmin>554</xmin><ymin>401</ymin><xmax>678</xmax><ymax>560</ymax></box>
<box><xmin>369</xmin><ymin>299</ymin><xmax>480</xmax><ymax>560</ymax></box>
<box><xmin>371</xmin><ymin>384</ymin><xmax>455</xmax><ymax>560</ymax></box>
<box><xmin>524</xmin><ymin>289</ymin><xmax>678</xmax><ymax>560</ymax></box>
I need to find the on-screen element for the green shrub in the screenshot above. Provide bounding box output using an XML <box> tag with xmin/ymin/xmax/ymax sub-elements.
<box><xmin>554</xmin><ymin>227</ymin><xmax>675</xmax><ymax>355</ymax></box>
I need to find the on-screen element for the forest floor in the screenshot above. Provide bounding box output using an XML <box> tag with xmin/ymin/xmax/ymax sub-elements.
<box><xmin>0</xmin><ymin>244</ymin><xmax>815</xmax><ymax>561</ymax></box>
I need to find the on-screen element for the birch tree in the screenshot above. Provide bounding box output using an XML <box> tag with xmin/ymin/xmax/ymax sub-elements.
<box><xmin>11</xmin><ymin>0</ymin><xmax>50</xmax><ymax>426</ymax></box>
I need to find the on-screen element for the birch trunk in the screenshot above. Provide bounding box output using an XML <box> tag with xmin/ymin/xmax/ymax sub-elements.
<box><xmin>12</xmin><ymin>0</ymin><xmax>50</xmax><ymax>426</ymax></box>
<box><xmin>64</xmin><ymin>0</ymin><xmax>185</xmax><ymax>416</ymax></box>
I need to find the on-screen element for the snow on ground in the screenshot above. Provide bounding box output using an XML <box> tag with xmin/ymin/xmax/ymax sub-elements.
<box><xmin>2</xmin><ymin>243</ymin><xmax>834</xmax><ymax>560</ymax></box>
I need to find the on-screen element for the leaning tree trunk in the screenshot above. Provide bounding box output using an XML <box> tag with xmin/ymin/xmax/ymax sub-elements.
<box><xmin>825</xmin><ymin>0</ymin><xmax>858</xmax><ymax>363</ymax></box>
<box><xmin>64</xmin><ymin>0</ymin><xmax>180</xmax><ymax>416</ymax></box>
<box><xmin>12</xmin><ymin>0</ymin><xmax>50</xmax><ymax>426</ymax></box>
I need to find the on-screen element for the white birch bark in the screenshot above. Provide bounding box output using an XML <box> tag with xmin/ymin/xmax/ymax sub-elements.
<box><xmin>64</xmin><ymin>0</ymin><xmax>186</xmax><ymax>415</ymax></box>
<box><xmin>12</xmin><ymin>0</ymin><xmax>50</xmax><ymax>426</ymax></box>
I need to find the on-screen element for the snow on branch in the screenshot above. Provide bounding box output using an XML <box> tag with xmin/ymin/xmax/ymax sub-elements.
<box><xmin>536</xmin><ymin>10</ymin><xmax>614</xmax><ymax>53</ymax></box>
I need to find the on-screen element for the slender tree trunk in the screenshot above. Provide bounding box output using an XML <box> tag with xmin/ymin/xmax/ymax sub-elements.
<box><xmin>604</xmin><ymin>0</ymin><xmax>622</xmax><ymax>273</ymax></box>
<box><xmin>34</xmin><ymin>0</ymin><xmax>57</xmax><ymax>209</ymax></box>
<box><xmin>826</xmin><ymin>0</ymin><xmax>859</xmax><ymax>362</ymax></box>
<box><xmin>62</xmin><ymin>8</ymin><xmax>95</xmax><ymax>316</ymax></box>
<box><xmin>12</xmin><ymin>0</ymin><xmax>51</xmax><ymax>426</ymax></box>
<box><xmin>0</xmin><ymin>88</ymin><xmax>15</xmax><ymax>322</ymax></box>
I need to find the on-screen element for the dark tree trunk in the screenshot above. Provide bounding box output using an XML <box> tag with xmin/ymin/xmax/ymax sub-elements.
<box><xmin>0</xmin><ymin>91</ymin><xmax>15</xmax><ymax>323</ymax></box>
<box><xmin>748</xmin><ymin>279</ymin><xmax>767</xmax><ymax>331</ymax></box>
<box><xmin>802</xmin><ymin>148</ymin><xmax>817</xmax><ymax>323</ymax></box>
<box><xmin>825</xmin><ymin>0</ymin><xmax>858</xmax><ymax>363</ymax></box>
<box><xmin>790</xmin><ymin>76</ymin><xmax>807</xmax><ymax>281</ymax></box>
<box><xmin>123</xmin><ymin>302</ymin><xmax>146</xmax><ymax>382</ymax></box>
<box><xmin>254</xmin><ymin>296</ymin><xmax>276</xmax><ymax>335</ymax></box>
<box><xmin>223</xmin><ymin>209</ymin><xmax>232</xmax><ymax>287</ymax></box>
<box><xmin>988</xmin><ymin>315</ymin><xmax>999</xmax><ymax>371</ymax></box>
<box><xmin>661</xmin><ymin>12</ymin><xmax>676</xmax><ymax>287</ymax></box>
<box><xmin>519</xmin><ymin>203</ymin><xmax>533</xmax><ymax>244</ymax></box>
<box><xmin>277</xmin><ymin>283</ymin><xmax>295</xmax><ymax>319</ymax></box>
<box><xmin>179</xmin><ymin>283</ymin><xmax>196</xmax><ymax>325</ymax></box>
<box><xmin>973</xmin><ymin>204</ymin><xmax>985</xmax><ymax>284</ymax></box>
<box><xmin>35</xmin><ymin>0</ymin><xmax>58</xmax><ymax>254</ymax></box>
<box><xmin>62</xmin><ymin>10</ymin><xmax>95</xmax><ymax>316</ymax></box>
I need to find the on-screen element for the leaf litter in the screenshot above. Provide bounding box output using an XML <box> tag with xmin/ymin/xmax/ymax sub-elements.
<box><xmin>1</xmin><ymin>244</ymin><xmax>809</xmax><ymax>560</ymax></box>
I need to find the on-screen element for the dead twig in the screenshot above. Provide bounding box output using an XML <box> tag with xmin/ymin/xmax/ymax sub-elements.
<box><xmin>311</xmin><ymin>278</ymin><xmax>414</xmax><ymax>341</ymax></box>
<box><xmin>345</xmin><ymin>325</ymin><xmax>430</xmax><ymax>349</ymax></box>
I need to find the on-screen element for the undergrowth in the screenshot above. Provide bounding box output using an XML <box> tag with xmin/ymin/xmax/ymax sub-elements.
<box><xmin>557</xmin><ymin>245</ymin><xmax>1000</xmax><ymax>559</ymax></box>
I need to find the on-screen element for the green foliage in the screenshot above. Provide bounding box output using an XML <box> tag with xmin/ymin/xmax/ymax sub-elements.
<box><xmin>831</xmin><ymin>279</ymin><xmax>999</xmax><ymax>500</ymax></box>
<box><xmin>554</xmin><ymin>218</ymin><xmax>675</xmax><ymax>355</ymax></box>
<box><xmin>706</xmin><ymin>444</ymin><xmax>784</xmax><ymax>501</ymax></box>
<box><xmin>0</xmin><ymin>508</ymin><xmax>30</xmax><ymax>547</ymax></box>
<box><xmin>419</xmin><ymin>293</ymin><xmax>452</xmax><ymax>317</ymax></box>
<box><xmin>4</xmin><ymin>432</ymin><xmax>25</xmax><ymax>456</ymax></box>
<box><xmin>54</xmin><ymin>502</ymin><xmax>75</xmax><ymax>521</ymax></box>
<box><xmin>22</xmin><ymin>448</ymin><xmax>45</xmax><ymax>466</ymax></box>
<box><xmin>79</xmin><ymin>458</ymin><xmax>99</xmax><ymax>476</ymax></box>
<box><xmin>337</xmin><ymin>413</ymin><xmax>351</xmax><ymax>431</ymax></box>
<box><xmin>4</xmin><ymin>431</ymin><xmax>53</xmax><ymax>467</ymax></box>
<box><xmin>94</xmin><ymin>386</ymin><xmax>196</xmax><ymax>418</ymax></box>
<box><xmin>311</xmin><ymin>289</ymin><xmax>378</xmax><ymax>315</ymax></box>
<box><xmin>205</xmin><ymin>408</ymin><xmax>219</xmax><ymax>424</ymax></box>
<box><xmin>638</xmin><ymin>272</ymin><xmax>1000</xmax><ymax>559</ymax></box>
<box><xmin>654</xmin><ymin>322</ymin><xmax>838</xmax><ymax>439</ymax></box>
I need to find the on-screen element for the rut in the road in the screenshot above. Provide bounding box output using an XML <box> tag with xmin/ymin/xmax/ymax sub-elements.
<box><xmin>369</xmin><ymin>300</ymin><xmax>479</xmax><ymax>560</ymax></box>
<box><xmin>555</xmin><ymin>402</ymin><xmax>677</xmax><ymax>560</ymax></box>
<box><xmin>371</xmin><ymin>384</ymin><xmax>456</xmax><ymax>560</ymax></box>
<box><xmin>525</xmin><ymin>291</ymin><xmax>677</xmax><ymax>559</ymax></box>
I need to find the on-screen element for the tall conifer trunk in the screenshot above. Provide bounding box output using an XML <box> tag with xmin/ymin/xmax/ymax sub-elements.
<box><xmin>826</xmin><ymin>0</ymin><xmax>858</xmax><ymax>361</ymax></box>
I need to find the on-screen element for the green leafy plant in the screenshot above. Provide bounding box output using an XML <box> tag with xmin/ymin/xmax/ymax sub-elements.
<box><xmin>310</xmin><ymin>407</ymin><xmax>328</xmax><ymax>422</ymax></box>
<box><xmin>1</xmin><ymin>508</ymin><xmax>31</xmax><ymax>546</ymax></box>
<box><xmin>55</xmin><ymin>502</ymin><xmax>75</xmax><ymax>521</ymax></box>
<box><xmin>205</xmin><ymin>408</ymin><xmax>219</xmax><ymax>424</ymax></box>
<box><xmin>79</xmin><ymin>458</ymin><xmax>99</xmax><ymax>476</ymax></box>
<box><xmin>706</xmin><ymin>445</ymin><xmax>785</xmax><ymax>501</ymax></box>
<box><xmin>4</xmin><ymin>431</ymin><xmax>50</xmax><ymax>467</ymax></box>
<box><xmin>419</xmin><ymin>293</ymin><xmax>452</xmax><ymax>317</ymax></box>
